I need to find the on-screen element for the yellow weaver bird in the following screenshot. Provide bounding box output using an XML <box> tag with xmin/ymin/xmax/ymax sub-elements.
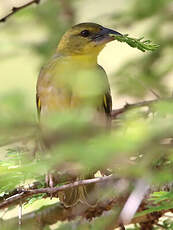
<box><xmin>36</xmin><ymin>22</ymin><xmax>122</xmax><ymax>207</ymax></box>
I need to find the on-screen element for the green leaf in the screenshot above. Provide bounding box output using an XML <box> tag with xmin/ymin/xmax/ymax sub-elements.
<box><xmin>111</xmin><ymin>34</ymin><xmax>159</xmax><ymax>52</ymax></box>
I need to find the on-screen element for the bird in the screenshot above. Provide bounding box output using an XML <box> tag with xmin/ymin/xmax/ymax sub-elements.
<box><xmin>36</xmin><ymin>22</ymin><xmax>122</xmax><ymax>207</ymax></box>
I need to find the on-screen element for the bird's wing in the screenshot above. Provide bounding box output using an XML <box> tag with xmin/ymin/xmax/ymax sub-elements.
<box><xmin>36</xmin><ymin>93</ymin><xmax>41</xmax><ymax>119</ymax></box>
<box><xmin>103</xmin><ymin>91</ymin><xmax>112</xmax><ymax>117</ymax></box>
<box><xmin>36</xmin><ymin>54</ymin><xmax>73</xmax><ymax>115</ymax></box>
<box><xmin>97</xmin><ymin>65</ymin><xmax>112</xmax><ymax>117</ymax></box>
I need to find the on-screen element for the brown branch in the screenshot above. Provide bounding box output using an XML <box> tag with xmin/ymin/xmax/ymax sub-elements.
<box><xmin>1</xmin><ymin>178</ymin><xmax>173</xmax><ymax>228</ymax></box>
<box><xmin>59</xmin><ymin>0</ymin><xmax>75</xmax><ymax>25</ymax></box>
<box><xmin>0</xmin><ymin>0</ymin><xmax>40</xmax><ymax>23</ymax></box>
<box><xmin>111</xmin><ymin>97</ymin><xmax>173</xmax><ymax>119</ymax></box>
<box><xmin>0</xmin><ymin>175</ymin><xmax>113</xmax><ymax>209</ymax></box>
<box><xmin>111</xmin><ymin>99</ymin><xmax>157</xmax><ymax>118</ymax></box>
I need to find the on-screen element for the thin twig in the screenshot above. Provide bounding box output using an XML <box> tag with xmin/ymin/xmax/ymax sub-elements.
<box><xmin>18</xmin><ymin>201</ymin><xmax>22</xmax><ymax>227</ymax></box>
<box><xmin>59</xmin><ymin>0</ymin><xmax>75</xmax><ymax>25</ymax></box>
<box><xmin>0</xmin><ymin>0</ymin><xmax>40</xmax><ymax>22</ymax></box>
<box><xmin>128</xmin><ymin>75</ymin><xmax>160</xmax><ymax>99</ymax></box>
<box><xmin>0</xmin><ymin>175</ymin><xmax>113</xmax><ymax>209</ymax></box>
<box><xmin>150</xmin><ymin>88</ymin><xmax>160</xmax><ymax>99</ymax></box>
<box><xmin>111</xmin><ymin>97</ymin><xmax>173</xmax><ymax>119</ymax></box>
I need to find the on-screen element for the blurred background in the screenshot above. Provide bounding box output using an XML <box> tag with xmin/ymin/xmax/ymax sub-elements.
<box><xmin>0</xmin><ymin>0</ymin><xmax>173</xmax><ymax>229</ymax></box>
<box><xmin>1</xmin><ymin>0</ymin><xmax>172</xmax><ymax>111</ymax></box>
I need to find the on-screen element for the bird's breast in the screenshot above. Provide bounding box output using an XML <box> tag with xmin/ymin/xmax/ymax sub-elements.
<box><xmin>37</xmin><ymin>55</ymin><xmax>109</xmax><ymax>115</ymax></box>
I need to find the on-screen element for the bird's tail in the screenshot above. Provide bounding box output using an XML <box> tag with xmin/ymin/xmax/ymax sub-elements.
<box><xmin>58</xmin><ymin>178</ymin><xmax>97</xmax><ymax>207</ymax></box>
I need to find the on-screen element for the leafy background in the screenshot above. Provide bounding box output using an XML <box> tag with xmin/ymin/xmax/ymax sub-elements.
<box><xmin>0</xmin><ymin>0</ymin><xmax>173</xmax><ymax>229</ymax></box>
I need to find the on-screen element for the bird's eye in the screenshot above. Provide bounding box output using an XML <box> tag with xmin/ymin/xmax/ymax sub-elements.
<box><xmin>80</xmin><ymin>30</ymin><xmax>90</xmax><ymax>37</ymax></box>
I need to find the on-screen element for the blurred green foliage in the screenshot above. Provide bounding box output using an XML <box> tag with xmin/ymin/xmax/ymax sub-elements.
<box><xmin>30</xmin><ymin>0</ymin><xmax>75</xmax><ymax>60</ymax></box>
<box><xmin>112</xmin><ymin>0</ymin><xmax>173</xmax><ymax>99</ymax></box>
<box><xmin>0</xmin><ymin>0</ymin><xmax>173</xmax><ymax>229</ymax></box>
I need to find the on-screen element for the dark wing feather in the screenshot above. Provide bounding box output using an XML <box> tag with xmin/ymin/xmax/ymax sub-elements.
<box><xmin>36</xmin><ymin>94</ymin><xmax>41</xmax><ymax>120</ymax></box>
<box><xmin>103</xmin><ymin>92</ymin><xmax>112</xmax><ymax>117</ymax></box>
<box><xmin>97</xmin><ymin>65</ymin><xmax>112</xmax><ymax>117</ymax></box>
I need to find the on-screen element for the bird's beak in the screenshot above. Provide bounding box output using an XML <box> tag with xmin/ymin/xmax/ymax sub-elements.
<box><xmin>102</xmin><ymin>27</ymin><xmax>122</xmax><ymax>36</ymax></box>
<box><xmin>92</xmin><ymin>27</ymin><xmax>122</xmax><ymax>44</ymax></box>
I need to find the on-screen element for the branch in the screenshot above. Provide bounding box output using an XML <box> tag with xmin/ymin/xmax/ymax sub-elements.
<box><xmin>59</xmin><ymin>0</ymin><xmax>75</xmax><ymax>25</ymax></box>
<box><xmin>0</xmin><ymin>196</ymin><xmax>169</xmax><ymax>230</ymax></box>
<box><xmin>1</xmin><ymin>178</ymin><xmax>173</xmax><ymax>228</ymax></box>
<box><xmin>0</xmin><ymin>0</ymin><xmax>40</xmax><ymax>23</ymax></box>
<box><xmin>0</xmin><ymin>175</ymin><xmax>113</xmax><ymax>209</ymax></box>
<box><xmin>111</xmin><ymin>97</ymin><xmax>173</xmax><ymax>119</ymax></box>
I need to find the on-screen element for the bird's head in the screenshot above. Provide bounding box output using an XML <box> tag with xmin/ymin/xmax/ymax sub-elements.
<box><xmin>57</xmin><ymin>22</ymin><xmax>122</xmax><ymax>56</ymax></box>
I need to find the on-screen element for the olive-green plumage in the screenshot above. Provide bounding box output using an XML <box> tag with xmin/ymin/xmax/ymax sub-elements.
<box><xmin>36</xmin><ymin>22</ymin><xmax>121</xmax><ymax>207</ymax></box>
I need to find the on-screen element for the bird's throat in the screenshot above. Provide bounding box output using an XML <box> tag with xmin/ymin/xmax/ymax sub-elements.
<box><xmin>69</xmin><ymin>54</ymin><xmax>98</xmax><ymax>68</ymax></box>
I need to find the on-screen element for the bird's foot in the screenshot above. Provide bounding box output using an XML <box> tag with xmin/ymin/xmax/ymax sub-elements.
<box><xmin>45</xmin><ymin>173</ymin><xmax>54</xmax><ymax>199</ymax></box>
